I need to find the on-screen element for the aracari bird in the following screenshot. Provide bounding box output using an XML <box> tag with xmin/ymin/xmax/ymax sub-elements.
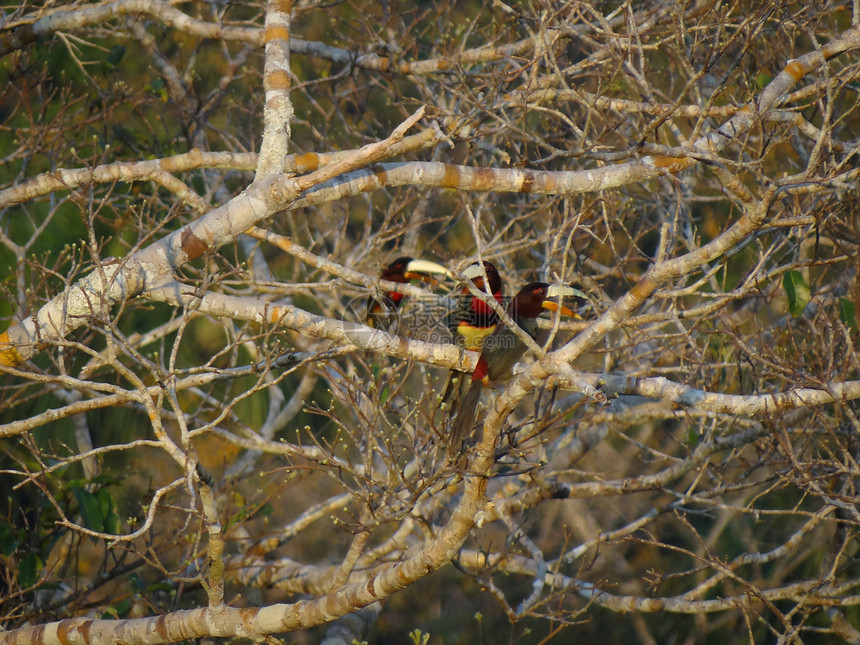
<box><xmin>448</xmin><ymin>282</ymin><xmax>581</xmax><ymax>457</ymax></box>
<box><xmin>366</xmin><ymin>256</ymin><xmax>452</xmax><ymax>331</ymax></box>
<box><xmin>441</xmin><ymin>261</ymin><xmax>505</xmax><ymax>404</ymax></box>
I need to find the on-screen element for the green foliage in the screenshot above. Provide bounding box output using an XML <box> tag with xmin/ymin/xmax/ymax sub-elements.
<box><xmin>102</xmin><ymin>597</ymin><xmax>132</xmax><ymax>619</ymax></box>
<box><xmin>839</xmin><ymin>296</ymin><xmax>857</xmax><ymax>330</ymax></box>
<box><xmin>69</xmin><ymin>476</ymin><xmax>123</xmax><ymax>540</ymax></box>
<box><xmin>74</xmin><ymin>487</ymin><xmax>106</xmax><ymax>534</ymax></box>
<box><xmin>106</xmin><ymin>44</ymin><xmax>126</xmax><ymax>68</ymax></box>
<box><xmin>0</xmin><ymin>522</ymin><xmax>20</xmax><ymax>556</ymax></box>
<box><xmin>18</xmin><ymin>552</ymin><xmax>43</xmax><ymax>589</ymax></box>
<box><xmin>782</xmin><ymin>270</ymin><xmax>811</xmax><ymax>316</ymax></box>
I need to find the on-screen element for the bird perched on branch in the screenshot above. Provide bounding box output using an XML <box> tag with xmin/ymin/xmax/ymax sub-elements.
<box><xmin>441</xmin><ymin>261</ymin><xmax>505</xmax><ymax>404</ymax></box>
<box><xmin>447</xmin><ymin>282</ymin><xmax>582</xmax><ymax>457</ymax></box>
<box><xmin>446</xmin><ymin>261</ymin><xmax>504</xmax><ymax>351</ymax></box>
<box><xmin>366</xmin><ymin>256</ymin><xmax>452</xmax><ymax>331</ymax></box>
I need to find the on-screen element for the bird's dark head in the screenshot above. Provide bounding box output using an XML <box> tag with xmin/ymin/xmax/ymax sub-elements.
<box><xmin>511</xmin><ymin>282</ymin><xmax>585</xmax><ymax>319</ymax></box>
<box><xmin>380</xmin><ymin>257</ymin><xmax>414</xmax><ymax>283</ymax></box>
<box><xmin>462</xmin><ymin>260</ymin><xmax>503</xmax><ymax>297</ymax></box>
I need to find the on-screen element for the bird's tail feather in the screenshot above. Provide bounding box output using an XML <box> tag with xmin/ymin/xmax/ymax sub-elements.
<box><xmin>448</xmin><ymin>381</ymin><xmax>483</xmax><ymax>458</ymax></box>
<box><xmin>440</xmin><ymin>370</ymin><xmax>470</xmax><ymax>406</ymax></box>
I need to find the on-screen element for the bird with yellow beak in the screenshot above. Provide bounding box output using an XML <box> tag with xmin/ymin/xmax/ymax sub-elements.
<box><xmin>448</xmin><ymin>282</ymin><xmax>583</xmax><ymax>457</ymax></box>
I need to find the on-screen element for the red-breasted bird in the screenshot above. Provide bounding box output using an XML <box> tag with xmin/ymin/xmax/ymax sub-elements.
<box><xmin>366</xmin><ymin>256</ymin><xmax>452</xmax><ymax>330</ymax></box>
<box><xmin>441</xmin><ymin>261</ymin><xmax>505</xmax><ymax>404</ymax></box>
<box><xmin>447</xmin><ymin>282</ymin><xmax>581</xmax><ymax>457</ymax></box>
<box><xmin>446</xmin><ymin>261</ymin><xmax>504</xmax><ymax>350</ymax></box>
